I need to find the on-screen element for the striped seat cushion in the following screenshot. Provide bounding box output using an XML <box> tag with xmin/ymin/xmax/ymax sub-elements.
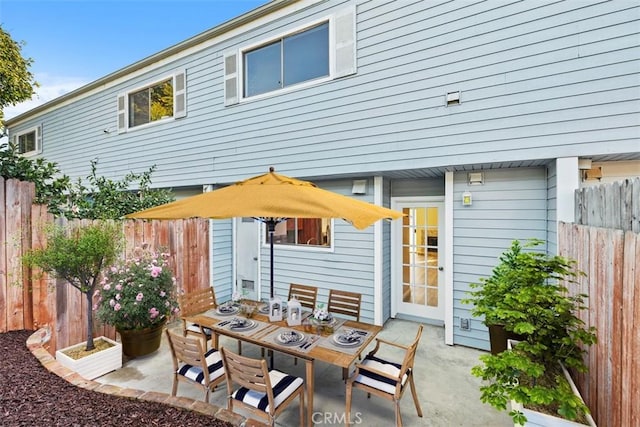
<box><xmin>177</xmin><ymin>348</ymin><xmax>224</xmax><ymax>384</ymax></box>
<box><xmin>186</xmin><ymin>323</ymin><xmax>212</xmax><ymax>337</ymax></box>
<box><xmin>353</xmin><ymin>355</ymin><xmax>409</xmax><ymax>395</ymax></box>
<box><xmin>232</xmin><ymin>370</ymin><xmax>303</xmax><ymax>413</ymax></box>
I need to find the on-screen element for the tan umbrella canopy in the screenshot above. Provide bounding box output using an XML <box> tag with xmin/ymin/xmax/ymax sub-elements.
<box><xmin>126</xmin><ymin>167</ymin><xmax>404</xmax><ymax>297</ymax></box>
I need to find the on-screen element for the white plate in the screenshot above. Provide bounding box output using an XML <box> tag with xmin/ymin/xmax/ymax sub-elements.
<box><xmin>228</xmin><ymin>319</ymin><xmax>256</xmax><ymax>331</ymax></box>
<box><xmin>216</xmin><ymin>305</ymin><xmax>239</xmax><ymax>316</ymax></box>
<box><xmin>332</xmin><ymin>333</ymin><xmax>363</xmax><ymax>347</ymax></box>
<box><xmin>276</xmin><ymin>331</ymin><xmax>305</xmax><ymax>346</ymax></box>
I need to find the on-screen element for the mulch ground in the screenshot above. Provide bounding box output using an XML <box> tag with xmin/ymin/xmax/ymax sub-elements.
<box><xmin>0</xmin><ymin>330</ymin><xmax>232</xmax><ymax>427</ymax></box>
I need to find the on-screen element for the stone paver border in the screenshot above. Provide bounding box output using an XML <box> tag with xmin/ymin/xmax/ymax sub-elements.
<box><xmin>26</xmin><ymin>328</ymin><xmax>267</xmax><ymax>427</ymax></box>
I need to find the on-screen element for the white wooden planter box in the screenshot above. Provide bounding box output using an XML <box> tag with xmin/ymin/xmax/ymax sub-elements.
<box><xmin>55</xmin><ymin>336</ymin><xmax>122</xmax><ymax>380</ymax></box>
<box><xmin>508</xmin><ymin>340</ymin><xmax>596</xmax><ymax>427</ymax></box>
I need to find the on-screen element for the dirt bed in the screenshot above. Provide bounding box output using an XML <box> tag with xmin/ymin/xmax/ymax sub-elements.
<box><xmin>0</xmin><ymin>330</ymin><xmax>232</xmax><ymax>427</ymax></box>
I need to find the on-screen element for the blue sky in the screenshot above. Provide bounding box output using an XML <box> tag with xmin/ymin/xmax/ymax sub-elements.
<box><xmin>0</xmin><ymin>0</ymin><xmax>267</xmax><ymax>120</ymax></box>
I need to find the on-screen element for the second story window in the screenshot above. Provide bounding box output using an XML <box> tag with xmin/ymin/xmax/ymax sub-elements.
<box><xmin>244</xmin><ymin>22</ymin><xmax>329</xmax><ymax>98</ymax></box>
<box><xmin>128</xmin><ymin>79</ymin><xmax>173</xmax><ymax>127</ymax></box>
<box><xmin>12</xmin><ymin>125</ymin><xmax>42</xmax><ymax>156</ymax></box>
<box><xmin>117</xmin><ymin>69</ymin><xmax>186</xmax><ymax>133</ymax></box>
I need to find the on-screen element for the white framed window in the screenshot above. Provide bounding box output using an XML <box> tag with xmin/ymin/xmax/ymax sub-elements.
<box><xmin>117</xmin><ymin>69</ymin><xmax>186</xmax><ymax>133</ymax></box>
<box><xmin>13</xmin><ymin>125</ymin><xmax>42</xmax><ymax>156</ymax></box>
<box><xmin>244</xmin><ymin>21</ymin><xmax>330</xmax><ymax>98</ymax></box>
<box><xmin>265</xmin><ymin>218</ymin><xmax>333</xmax><ymax>249</ymax></box>
<box><xmin>224</xmin><ymin>6</ymin><xmax>355</xmax><ymax>105</ymax></box>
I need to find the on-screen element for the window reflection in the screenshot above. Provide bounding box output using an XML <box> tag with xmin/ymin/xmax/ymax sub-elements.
<box><xmin>268</xmin><ymin>218</ymin><xmax>331</xmax><ymax>247</ymax></box>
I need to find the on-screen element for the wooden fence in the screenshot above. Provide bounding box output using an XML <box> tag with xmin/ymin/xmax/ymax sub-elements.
<box><xmin>0</xmin><ymin>177</ymin><xmax>210</xmax><ymax>353</ymax></box>
<box><xmin>559</xmin><ymin>177</ymin><xmax>640</xmax><ymax>427</ymax></box>
<box><xmin>575</xmin><ymin>177</ymin><xmax>640</xmax><ymax>232</ymax></box>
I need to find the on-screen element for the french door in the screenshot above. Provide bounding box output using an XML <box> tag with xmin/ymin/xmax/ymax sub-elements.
<box><xmin>392</xmin><ymin>198</ymin><xmax>445</xmax><ymax>321</ymax></box>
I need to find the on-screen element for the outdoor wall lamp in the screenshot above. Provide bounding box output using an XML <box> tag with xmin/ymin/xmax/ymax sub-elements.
<box><xmin>462</xmin><ymin>191</ymin><xmax>473</xmax><ymax>206</ymax></box>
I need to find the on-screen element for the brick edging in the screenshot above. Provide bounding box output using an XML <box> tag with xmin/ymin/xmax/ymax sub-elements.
<box><xmin>26</xmin><ymin>328</ymin><xmax>267</xmax><ymax>427</ymax></box>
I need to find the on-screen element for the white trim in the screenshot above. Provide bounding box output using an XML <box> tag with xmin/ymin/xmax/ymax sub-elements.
<box><xmin>374</xmin><ymin>176</ymin><xmax>383</xmax><ymax>326</ymax></box>
<box><xmin>238</xmin><ymin>16</ymin><xmax>332</xmax><ymax>103</ymax></box>
<box><xmin>373</xmin><ymin>176</ymin><xmax>384</xmax><ymax>326</ymax></box>
<box><xmin>390</xmin><ymin>196</ymin><xmax>446</xmax><ymax>323</ymax></box>
<box><xmin>444</xmin><ymin>171</ymin><xmax>454</xmax><ymax>345</ymax></box>
<box><xmin>13</xmin><ymin>125</ymin><xmax>41</xmax><ymax>157</ymax></box>
<box><xmin>123</xmin><ymin>72</ymin><xmax>179</xmax><ymax>132</ymax></box>
<box><xmin>556</xmin><ymin>157</ymin><xmax>579</xmax><ymax>223</ymax></box>
<box><xmin>232</xmin><ymin>217</ymin><xmax>238</xmax><ymax>293</ymax></box>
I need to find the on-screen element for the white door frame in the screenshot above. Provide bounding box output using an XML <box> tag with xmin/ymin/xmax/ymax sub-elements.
<box><xmin>390</xmin><ymin>190</ymin><xmax>453</xmax><ymax>345</ymax></box>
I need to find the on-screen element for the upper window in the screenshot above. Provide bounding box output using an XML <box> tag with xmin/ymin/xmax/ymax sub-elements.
<box><xmin>128</xmin><ymin>78</ymin><xmax>173</xmax><ymax>128</ymax></box>
<box><xmin>268</xmin><ymin>218</ymin><xmax>332</xmax><ymax>248</ymax></box>
<box><xmin>13</xmin><ymin>126</ymin><xmax>41</xmax><ymax>156</ymax></box>
<box><xmin>244</xmin><ymin>22</ymin><xmax>329</xmax><ymax>98</ymax></box>
<box><xmin>117</xmin><ymin>69</ymin><xmax>186</xmax><ymax>133</ymax></box>
<box><xmin>223</xmin><ymin>6</ymin><xmax>355</xmax><ymax>106</ymax></box>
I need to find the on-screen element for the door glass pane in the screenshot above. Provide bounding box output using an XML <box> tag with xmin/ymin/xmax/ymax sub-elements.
<box><xmin>401</xmin><ymin>206</ymin><xmax>439</xmax><ymax>308</ymax></box>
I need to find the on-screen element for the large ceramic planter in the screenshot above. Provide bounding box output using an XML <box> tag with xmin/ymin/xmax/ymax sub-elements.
<box><xmin>117</xmin><ymin>320</ymin><xmax>166</xmax><ymax>357</ymax></box>
<box><xmin>55</xmin><ymin>336</ymin><xmax>122</xmax><ymax>380</ymax></box>
<box><xmin>507</xmin><ymin>340</ymin><xmax>597</xmax><ymax>427</ymax></box>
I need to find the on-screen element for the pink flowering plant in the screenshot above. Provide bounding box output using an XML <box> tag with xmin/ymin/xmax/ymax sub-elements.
<box><xmin>95</xmin><ymin>246</ymin><xmax>180</xmax><ymax>331</ymax></box>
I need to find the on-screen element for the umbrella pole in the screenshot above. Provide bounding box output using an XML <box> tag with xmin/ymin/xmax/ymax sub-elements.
<box><xmin>267</xmin><ymin>219</ymin><xmax>275</xmax><ymax>299</ymax></box>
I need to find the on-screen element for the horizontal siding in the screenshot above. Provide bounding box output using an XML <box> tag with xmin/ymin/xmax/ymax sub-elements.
<box><xmin>7</xmin><ymin>0</ymin><xmax>637</xmax><ymax>187</ymax></box>
<box><xmin>256</xmin><ymin>179</ymin><xmax>377</xmax><ymax>323</ymax></box>
<box><xmin>452</xmin><ymin>167</ymin><xmax>547</xmax><ymax>350</ymax></box>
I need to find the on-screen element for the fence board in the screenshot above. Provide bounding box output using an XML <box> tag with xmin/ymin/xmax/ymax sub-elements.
<box><xmin>19</xmin><ymin>181</ymin><xmax>34</xmax><ymax>330</ymax></box>
<box><xmin>5</xmin><ymin>180</ymin><xmax>25</xmax><ymax>330</ymax></box>
<box><xmin>0</xmin><ymin>177</ymin><xmax>7</xmax><ymax>333</ymax></box>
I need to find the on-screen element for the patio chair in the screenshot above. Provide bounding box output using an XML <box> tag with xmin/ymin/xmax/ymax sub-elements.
<box><xmin>220</xmin><ymin>347</ymin><xmax>305</xmax><ymax>427</ymax></box>
<box><xmin>178</xmin><ymin>287</ymin><xmax>217</xmax><ymax>350</ymax></box>
<box><xmin>345</xmin><ymin>324</ymin><xmax>424</xmax><ymax>427</ymax></box>
<box><xmin>327</xmin><ymin>289</ymin><xmax>362</xmax><ymax>379</ymax></box>
<box><xmin>288</xmin><ymin>283</ymin><xmax>318</xmax><ymax>310</ymax></box>
<box><xmin>327</xmin><ymin>289</ymin><xmax>361</xmax><ymax>321</ymax></box>
<box><xmin>287</xmin><ymin>283</ymin><xmax>319</xmax><ymax>366</ymax></box>
<box><xmin>165</xmin><ymin>329</ymin><xmax>226</xmax><ymax>403</ymax></box>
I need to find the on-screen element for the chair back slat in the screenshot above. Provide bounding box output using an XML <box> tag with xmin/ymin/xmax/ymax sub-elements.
<box><xmin>221</xmin><ymin>347</ymin><xmax>275</xmax><ymax>405</ymax></box>
<box><xmin>166</xmin><ymin>329</ymin><xmax>207</xmax><ymax>369</ymax></box>
<box><xmin>288</xmin><ymin>283</ymin><xmax>318</xmax><ymax>310</ymax></box>
<box><xmin>178</xmin><ymin>287</ymin><xmax>217</xmax><ymax>316</ymax></box>
<box><xmin>328</xmin><ymin>289</ymin><xmax>362</xmax><ymax>321</ymax></box>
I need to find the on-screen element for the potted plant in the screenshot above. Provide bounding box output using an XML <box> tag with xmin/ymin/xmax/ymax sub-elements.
<box><xmin>95</xmin><ymin>244</ymin><xmax>180</xmax><ymax>357</ymax></box>
<box><xmin>468</xmin><ymin>240</ymin><xmax>597</xmax><ymax>426</ymax></box>
<box><xmin>462</xmin><ymin>239</ymin><xmax>529</xmax><ymax>354</ymax></box>
<box><xmin>23</xmin><ymin>222</ymin><xmax>123</xmax><ymax>379</ymax></box>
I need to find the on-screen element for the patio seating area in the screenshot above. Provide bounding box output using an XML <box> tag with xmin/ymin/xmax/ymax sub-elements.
<box><xmin>98</xmin><ymin>319</ymin><xmax>512</xmax><ymax>426</ymax></box>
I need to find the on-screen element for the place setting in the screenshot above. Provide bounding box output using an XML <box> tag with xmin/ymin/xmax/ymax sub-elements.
<box><xmin>215</xmin><ymin>302</ymin><xmax>240</xmax><ymax>316</ymax></box>
<box><xmin>217</xmin><ymin>317</ymin><xmax>258</xmax><ymax>332</ymax></box>
<box><xmin>317</xmin><ymin>327</ymin><xmax>369</xmax><ymax>354</ymax></box>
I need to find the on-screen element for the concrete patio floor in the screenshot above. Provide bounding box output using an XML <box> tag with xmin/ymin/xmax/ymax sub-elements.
<box><xmin>97</xmin><ymin>319</ymin><xmax>512</xmax><ymax>426</ymax></box>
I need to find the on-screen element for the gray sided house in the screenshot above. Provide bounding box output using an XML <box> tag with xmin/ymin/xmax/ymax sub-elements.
<box><xmin>6</xmin><ymin>0</ymin><xmax>639</xmax><ymax>351</ymax></box>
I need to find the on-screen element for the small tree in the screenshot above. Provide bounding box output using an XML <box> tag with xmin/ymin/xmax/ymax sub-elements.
<box><xmin>0</xmin><ymin>25</ymin><xmax>38</xmax><ymax>122</ymax></box>
<box><xmin>23</xmin><ymin>222</ymin><xmax>123</xmax><ymax>351</ymax></box>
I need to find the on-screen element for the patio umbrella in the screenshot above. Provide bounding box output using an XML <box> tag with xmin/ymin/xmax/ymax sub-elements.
<box><xmin>126</xmin><ymin>167</ymin><xmax>403</xmax><ymax>298</ymax></box>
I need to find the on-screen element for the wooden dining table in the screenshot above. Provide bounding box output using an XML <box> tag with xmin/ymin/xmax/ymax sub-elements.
<box><xmin>183</xmin><ymin>304</ymin><xmax>382</xmax><ymax>427</ymax></box>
